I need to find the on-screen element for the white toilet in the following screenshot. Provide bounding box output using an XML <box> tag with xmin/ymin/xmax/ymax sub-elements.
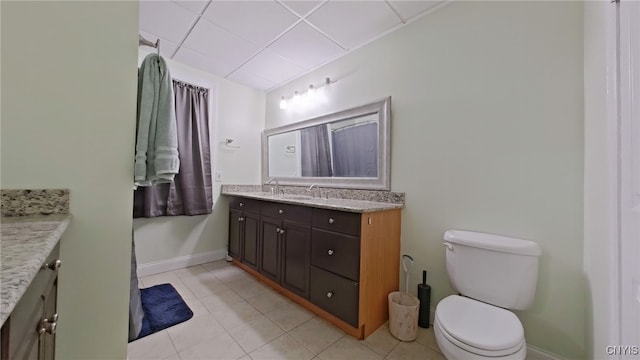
<box><xmin>434</xmin><ymin>230</ymin><xmax>541</xmax><ymax>360</ymax></box>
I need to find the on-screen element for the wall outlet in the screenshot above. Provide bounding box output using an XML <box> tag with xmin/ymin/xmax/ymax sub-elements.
<box><xmin>215</xmin><ymin>172</ymin><xmax>222</xmax><ymax>182</ymax></box>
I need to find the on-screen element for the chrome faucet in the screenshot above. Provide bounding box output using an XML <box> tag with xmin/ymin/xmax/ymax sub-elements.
<box><xmin>307</xmin><ymin>184</ymin><xmax>318</xmax><ymax>198</ymax></box>
<box><xmin>267</xmin><ymin>178</ymin><xmax>280</xmax><ymax>196</ymax></box>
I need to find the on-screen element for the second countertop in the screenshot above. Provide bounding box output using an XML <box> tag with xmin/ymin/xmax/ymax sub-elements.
<box><xmin>1</xmin><ymin>215</ymin><xmax>71</xmax><ymax>326</ymax></box>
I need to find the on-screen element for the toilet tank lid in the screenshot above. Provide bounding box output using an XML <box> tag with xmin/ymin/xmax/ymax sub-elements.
<box><xmin>444</xmin><ymin>230</ymin><xmax>541</xmax><ymax>256</ymax></box>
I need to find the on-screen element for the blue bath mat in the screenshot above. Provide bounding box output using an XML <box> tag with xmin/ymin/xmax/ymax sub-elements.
<box><xmin>133</xmin><ymin>283</ymin><xmax>193</xmax><ymax>341</ymax></box>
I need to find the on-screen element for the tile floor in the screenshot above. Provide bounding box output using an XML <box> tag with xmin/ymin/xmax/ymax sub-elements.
<box><xmin>128</xmin><ymin>260</ymin><xmax>444</xmax><ymax>360</ymax></box>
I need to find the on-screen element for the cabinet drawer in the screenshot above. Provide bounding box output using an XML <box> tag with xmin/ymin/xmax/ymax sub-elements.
<box><xmin>312</xmin><ymin>209</ymin><xmax>360</xmax><ymax>236</ymax></box>
<box><xmin>311</xmin><ymin>229</ymin><xmax>360</xmax><ymax>282</ymax></box>
<box><xmin>229</xmin><ymin>197</ymin><xmax>261</xmax><ymax>214</ymax></box>
<box><xmin>262</xmin><ymin>202</ymin><xmax>311</xmax><ymax>224</ymax></box>
<box><xmin>310</xmin><ymin>266</ymin><xmax>359</xmax><ymax>327</ymax></box>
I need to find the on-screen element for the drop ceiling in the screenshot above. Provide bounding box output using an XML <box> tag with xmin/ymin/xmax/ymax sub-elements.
<box><xmin>139</xmin><ymin>0</ymin><xmax>446</xmax><ymax>91</ymax></box>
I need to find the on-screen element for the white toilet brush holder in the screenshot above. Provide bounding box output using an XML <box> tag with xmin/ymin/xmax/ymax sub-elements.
<box><xmin>388</xmin><ymin>255</ymin><xmax>420</xmax><ymax>341</ymax></box>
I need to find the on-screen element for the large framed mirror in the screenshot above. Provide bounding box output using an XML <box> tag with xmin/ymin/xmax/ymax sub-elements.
<box><xmin>262</xmin><ymin>97</ymin><xmax>390</xmax><ymax>190</ymax></box>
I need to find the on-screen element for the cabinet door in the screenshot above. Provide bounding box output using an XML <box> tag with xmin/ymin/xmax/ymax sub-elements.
<box><xmin>259</xmin><ymin>217</ymin><xmax>281</xmax><ymax>283</ymax></box>
<box><xmin>228</xmin><ymin>209</ymin><xmax>243</xmax><ymax>260</ymax></box>
<box><xmin>242</xmin><ymin>212</ymin><xmax>260</xmax><ymax>270</ymax></box>
<box><xmin>41</xmin><ymin>277</ymin><xmax>57</xmax><ymax>360</ymax></box>
<box><xmin>281</xmin><ymin>221</ymin><xmax>311</xmax><ymax>299</ymax></box>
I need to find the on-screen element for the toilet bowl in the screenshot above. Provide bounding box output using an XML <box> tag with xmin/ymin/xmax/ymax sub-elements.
<box><xmin>435</xmin><ymin>230</ymin><xmax>541</xmax><ymax>360</ymax></box>
<box><xmin>434</xmin><ymin>295</ymin><xmax>527</xmax><ymax>360</ymax></box>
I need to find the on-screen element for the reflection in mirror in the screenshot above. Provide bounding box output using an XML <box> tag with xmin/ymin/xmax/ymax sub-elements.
<box><xmin>263</xmin><ymin>97</ymin><xmax>390</xmax><ymax>190</ymax></box>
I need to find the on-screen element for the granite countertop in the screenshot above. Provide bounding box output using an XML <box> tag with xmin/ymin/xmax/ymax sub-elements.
<box><xmin>1</xmin><ymin>215</ymin><xmax>71</xmax><ymax>326</ymax></box>
<box><xmin>222</xmin><ymin>191</ymin><xmax>404</xmax><ymax>213</ymax></box>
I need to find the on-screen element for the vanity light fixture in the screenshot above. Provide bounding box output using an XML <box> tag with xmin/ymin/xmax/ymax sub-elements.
<box><xmin>278</xmin><ymin>77</ymin><xmax>336</xmax><ymax>110</ymax></box>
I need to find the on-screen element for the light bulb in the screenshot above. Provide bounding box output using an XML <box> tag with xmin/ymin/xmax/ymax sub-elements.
<box><xmin>307</xmin><ymin>84</ymin><xmax>316</xmax><ymax>98</ymax></box>
<box><xmin>293</xmin><ymin>91</ymin><xmax>301</xmax><ymax>103</ymax></box>
<box><xmin>279</xmin><ymin>96</ymin><xmax>287</xmax><ymax>110</ymax></box>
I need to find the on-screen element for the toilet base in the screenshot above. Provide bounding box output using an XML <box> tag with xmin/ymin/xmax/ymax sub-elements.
<box><xmin>434</xmin><ymin>317</ymin><xmax>527</xmax><ymax>360</ymax></box>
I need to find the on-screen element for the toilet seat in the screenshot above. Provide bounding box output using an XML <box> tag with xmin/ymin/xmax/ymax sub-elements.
<box><xmin>435</xmin><ymin>295</ymin><xmax>525</xmax><ymax>357</ymax></box>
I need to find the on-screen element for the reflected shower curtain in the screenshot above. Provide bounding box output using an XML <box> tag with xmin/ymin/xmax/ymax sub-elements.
<box><xmin>300</xmin><ymin>125</ymin><xmax>333</xmax><ymax>177</ymax></box>
<box><xmin>332</xmin><ymin>122</ymin><xmax>378</xmax><ymax>177</ymax></box>
<box><xmin>133</xmin><ymin>80</ymin><xmax>212</xmax><ymax>218</ymax></box>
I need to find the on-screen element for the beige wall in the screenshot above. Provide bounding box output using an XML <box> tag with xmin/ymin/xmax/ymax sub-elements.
<box><xmin>133</xmin><ymin>54</ymin><xmax>265</xmax><ymax>265</ymax></box>
<box><xmin>266</xmin><ymin>2</ymin><xmax>585</xmax><ymax>358</ymax></box>
<box><xmin>1</xmin><ymin>2</ymin><xmax>139</xmax><ymax>359</ymax></box>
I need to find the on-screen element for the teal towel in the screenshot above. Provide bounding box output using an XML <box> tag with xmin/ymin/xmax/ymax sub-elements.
<box><xmin>135</xmin><ymin>53</ymin><xmax>179</xmax><ymax>187</ymax></box>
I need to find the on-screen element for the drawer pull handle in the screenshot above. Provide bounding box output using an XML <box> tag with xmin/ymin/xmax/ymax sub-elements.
<box><xmin>42</xmin><ymin>259</ymin><xmax>62</xmax><ymax>271</ymax></box>
<box><xmin>239</xmin><ymin>202</ymin><xmax>244</xmax><ymax>207</ymax></box>
<box><xmin>38</xmin><ymin>314</ymin><xmax>58</xmax><ymax>335</ymax></box>
<box><xmin>326</xmin><ymin>291</ymin><xmax>334</xmax><ymax>298</ymax></box>
<box><xmin>328</xmin><ymin>218</ymin><xmax>335</xmax><ymax>224</ymax></box>
<box><xmin>278</xmin><ymin>209</ymin><xmax>284</xmax><ymax>214</ymax></box>
<box><xmin>327</xmin><ymin>249</ymin><xmax>334</xmax><ymax>256</ymax></box>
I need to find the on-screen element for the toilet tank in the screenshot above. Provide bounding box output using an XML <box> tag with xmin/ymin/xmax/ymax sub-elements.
<box><xmin>443</xmin><ymin>230</ymin><xmax>541</xmax><ymax>310</ymax></box>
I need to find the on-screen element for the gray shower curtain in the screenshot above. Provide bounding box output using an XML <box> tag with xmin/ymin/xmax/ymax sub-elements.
<box><xmin>332</xmin><ymin>122</ymin><xmax>378</xmax><ymax>177</ymax></box>
<box><xmin>300</xmin><ymin>125</ymin><xmax>333</xmax><ymax>177</ymax></box>
<box><xmin>133</xmin><ymin>80</ymin><xmax>212</xmax><ymax>217</ymax></box>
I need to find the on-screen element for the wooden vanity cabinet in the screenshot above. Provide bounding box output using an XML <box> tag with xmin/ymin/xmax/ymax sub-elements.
<box><xmin>228</xmin><ymin>198</ymin><xmax>260</xmax><ymax>271</ymax></box>
<box><xmin>259</xmin><ymin>202</ymin><xmax>312</xmax><ymax>299</ymax></box>
<box><xmin>1</xmin><ymin>243</ymin><xmax>61</xmax><ymax>360</ymax></box>
<box><xmin>228</xmin><ymin>196</ymin><xmax>401</xmax><ymax>339</ymax></box>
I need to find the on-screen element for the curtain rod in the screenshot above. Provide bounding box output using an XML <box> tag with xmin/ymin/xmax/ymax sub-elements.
<box><xmin>138</xmin><ymin>34</ymin><xmax>160</xmax><ymax>55</ymax></box>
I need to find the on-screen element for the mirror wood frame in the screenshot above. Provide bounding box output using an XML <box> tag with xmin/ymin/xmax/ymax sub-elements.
<box><xmin>262</xmin><ymin>97</ymin><xmax>391</xmax><ymax>190</ymax></box>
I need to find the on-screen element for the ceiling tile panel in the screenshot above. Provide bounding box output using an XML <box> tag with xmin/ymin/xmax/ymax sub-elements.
<box><xmin>203</xmin><ymin>1</ymin><xmax>299</xmax><ymax>47</ymax></box>
<box><xmin>172</xmin><ymin>0</ymin><xmax>210</xmax><ymax>15</ymax></box>
<box><xmin>139</xmin><ymin>30</ymin><xmax>179</xmax><ymax>59</ymax></box>
<box><xmin>182</xmin><ymin>19</ymin><xmax>261</xmax><ymax>72</ymax></box>
<box><xmin>388</xmin><ymin>1</ymin><xmax>445</xmax><ymax>21</ymax></box>
<box><xmin>306</xmin><ymin>1</ymin><xmax>401</xmax><ymax>49</ymax></box>
<box><xmin>269</xmin><ymin>22</ymin><xmax>345</xmax><ymax>69</ymax></box>
<box><xmin>239</xmin><ymin>49</ymin><xmax>306</xmax><ymax>85</ymax></box>
<box><xmin>226</xmin><ymin>69</ymin><xmax>276</xmax><ymax>91</ymax></box>
<box><xmin>173</xmin><ymin>46</ymin><xmax>237</xmax><ymax>77</ymax></box>
<box><xmin>280</xmin><ymin>0</ymin><xmax>325</xmax><ymax>17</ymax></box>
<box><xmin>139</xmin><ymin>1</ymin><xmax>198</xmax><ymax>44</ymax></box>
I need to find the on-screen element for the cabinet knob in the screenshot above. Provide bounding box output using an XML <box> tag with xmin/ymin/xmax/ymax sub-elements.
<box><xmin>239</xmin><ymin>202</ymin><xmax>244</xmax><ymax>207</ymax></box>
<box><xmin>276</xmin><ymin>227</ymin><xmax>281</xmax><ymax>233</ymax></box>
<box><xmin>38</xmin><ymin>313</ymin><xmax>58</xmax><ymax>335</ymax></box>
<box><xmin>326</xmin><ymin>291</ymin><xmax>334</xmax><ymax>298</ymax></box>
<box><xmin>279</xmin><ymin>229</ymin><xmax>285</xmax><ymax>235</ymax></box>
<box><xmin>238</xmin><ymin>217</ymin><xmax>244</xmax><ymax>222</ymax></box>
<box><xmin>42</xmin><ymin>259</ymin><xmax>62</xmax><ymax>271</ymax></box>
<box><xmin>328</xmin><ymin>218</ymin><xmax>335</xmax><ymax>224</ymax></box>
<box><xmin>278</xmin><ymin>209</ymin><xmax>284</xmax><ymax>215</ymax></box>
<box><xmin>327</xmin><ymin>249</ymin><xmax>334</xmax><ymax>256</ymax></box>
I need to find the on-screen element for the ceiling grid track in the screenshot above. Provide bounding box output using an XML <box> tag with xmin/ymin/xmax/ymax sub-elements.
<box><xmin>223</xmin><ymin>0</ymin><xmax>336</xmax><ymax>80</ymax></box>
<box><xmin>169</xmin><ymin>0</ymin><xmax>214</xmax><ymax>59</ymax></box>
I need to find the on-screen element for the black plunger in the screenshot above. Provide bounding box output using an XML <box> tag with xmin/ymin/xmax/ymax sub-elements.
<box><xmin>418</xmin><ymin>270</ymin><xmax>431</xmax><ymax>328</ymax></box>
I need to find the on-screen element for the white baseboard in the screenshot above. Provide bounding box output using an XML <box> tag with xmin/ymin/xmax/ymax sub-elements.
<box><xmin>136</xmin><ymin>249</ymin><xmax>228</xmax><ymax>277</ymax></box>
<box><xmin>526</xmin><ymin>344</ymin><xmax>566</xmax><ymax>360</ymax></box>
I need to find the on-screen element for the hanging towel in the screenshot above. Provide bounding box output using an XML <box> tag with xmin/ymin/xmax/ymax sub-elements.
<box><xmin>135</xmin><ymin>53</ymin><xmax>179</xmax><ymax>187</ymax></box>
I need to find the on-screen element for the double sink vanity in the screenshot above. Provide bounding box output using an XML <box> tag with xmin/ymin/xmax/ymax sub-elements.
<box><xmin>222</xmin><ymin>186</ymin><xmax>404</xmax><ymax>339</ymax></box>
